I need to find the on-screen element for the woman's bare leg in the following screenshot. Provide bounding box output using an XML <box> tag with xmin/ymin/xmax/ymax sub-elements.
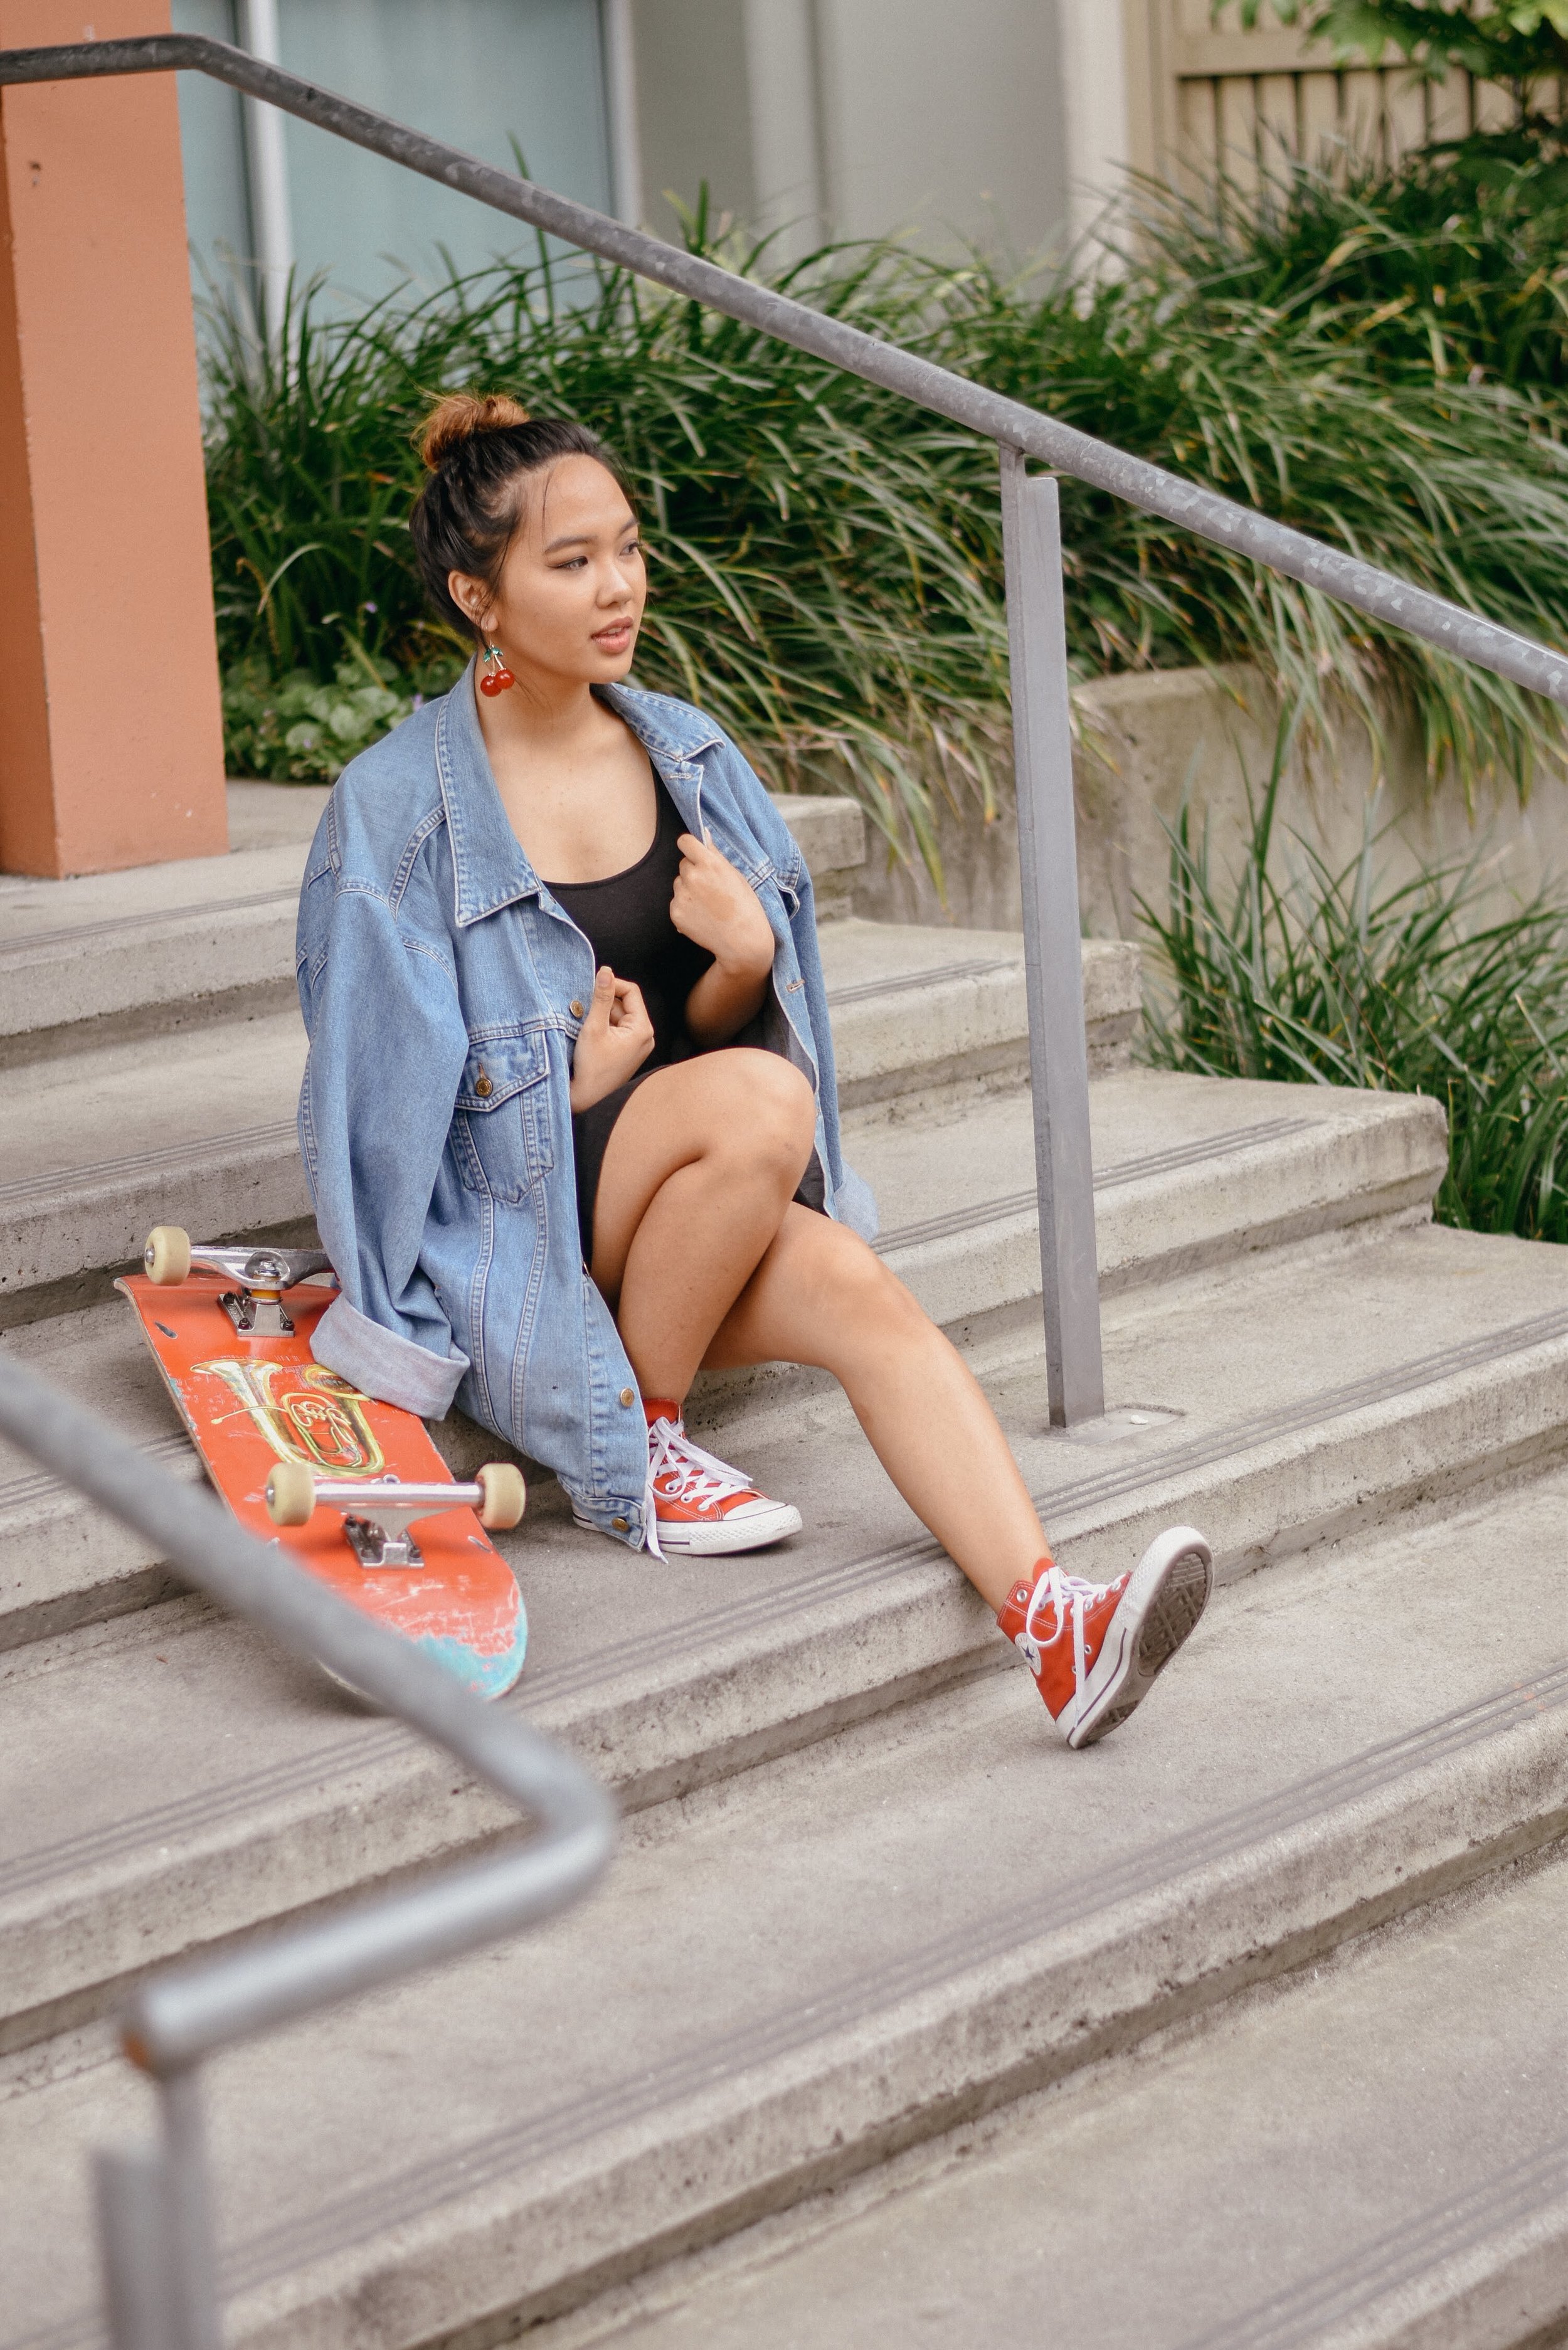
<box><xmin>588</xmin><ymin>1049</ymin><xmax>816</xmax><ymax>1400</ymax></box>
<box><xmin>704</xmin><ymin>1205</ymin><xmax>1047</xmax><ymax>1611</ymax></box>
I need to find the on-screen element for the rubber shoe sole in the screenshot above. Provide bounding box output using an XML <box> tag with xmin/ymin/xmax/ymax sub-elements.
<box><xmin>571</xmin><ymin>1497</ymin><xmax>803</xmax><ymax>1555</ymax></box>
<box><xmin>653</xmin><ymin>1497</ymin><xmax>803</xmax><ymax>1555</ymax></box>
<box><xmin>1064</xmin><ymin>1525</ymin><xmax>1213</xmax><ymax>1749</ymax></box>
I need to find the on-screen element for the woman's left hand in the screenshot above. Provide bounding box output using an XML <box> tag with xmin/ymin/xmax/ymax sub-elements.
<box><xmin>670</xmin><ymin>834</ymin><xmax>776</xmax><ymax>982</ymax></box>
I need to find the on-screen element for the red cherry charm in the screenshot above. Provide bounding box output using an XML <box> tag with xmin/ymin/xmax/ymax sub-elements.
<box><xmin>479</xmin><ymin>646</ymin><xmax>515</xmax><ymax>697</ymax></box>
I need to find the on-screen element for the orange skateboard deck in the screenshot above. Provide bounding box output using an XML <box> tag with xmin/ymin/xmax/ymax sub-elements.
<box><xmin>117</xmin><ymin>1241</ymin><xmax>527</xmax><ymax>1700</ymax></box>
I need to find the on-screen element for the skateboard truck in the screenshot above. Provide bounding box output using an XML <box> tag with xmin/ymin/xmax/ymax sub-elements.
<box><xmin>144</xmin><ymin>1227</ymin><xmax>333</xmax><ymax>1338</ymax></box>
<box><xmin>265</xmin><ymin>1461</ymin><xmax>526</xmax><ymax>1569</ymax></box>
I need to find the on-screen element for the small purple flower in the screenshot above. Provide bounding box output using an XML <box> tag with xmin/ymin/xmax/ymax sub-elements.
<box><xmin>411</xmin><ymin>692</ymin><xmax>425</xmax><ymax>710</ymax></box>
<box><xmin>363</xmin><ymin>600</ymin><xmax>378</xmax><ymax>614</ymax></box>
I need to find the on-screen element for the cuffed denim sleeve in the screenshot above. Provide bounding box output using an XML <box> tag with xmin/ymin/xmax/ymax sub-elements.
<box><xmin>310</xmin><ymin>1291</ymin><xmax>467</xmax><ymax>1418</ymax></box>
<box><xmin>297</xmin><ymin>876</ymin><xmax>472</xmax><ymax>1411</ymax></box>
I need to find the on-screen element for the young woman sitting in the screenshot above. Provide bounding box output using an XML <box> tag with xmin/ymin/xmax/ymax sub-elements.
<box><xmin>294</xmin><ymin>393</ymin><xmax>1212</xmax><ymax>1748</ymax></box>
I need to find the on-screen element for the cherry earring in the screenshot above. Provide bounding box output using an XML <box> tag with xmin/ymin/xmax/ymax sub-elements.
<box><xmin>479</xmin><ymin>642</ymin><xmax>515</xmax><ymax>697</ymax></box>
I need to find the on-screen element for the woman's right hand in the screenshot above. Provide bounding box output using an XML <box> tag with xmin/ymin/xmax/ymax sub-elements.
<box><xmin>569</xmin><ymin>965</ymin><xmax>655</xmax><ymax>1111</ymax></box>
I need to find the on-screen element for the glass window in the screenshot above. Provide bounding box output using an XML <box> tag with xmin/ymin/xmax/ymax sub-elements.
<box><xmin>277</xmin><ymin>0</ymin><xmax>611</xmax><ymax>301</ymax></box>
<box><xmin>171</xmin><ymin>0</ymin><xmax>255</xmax><ymax>324</ymax></box>
<box><xmin>173</xmin><ymin>0</ymin><xmax>611</xmax><ymax>320</ymax></box>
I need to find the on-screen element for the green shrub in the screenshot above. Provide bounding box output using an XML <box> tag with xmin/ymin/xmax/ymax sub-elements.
<box><xmin>1129</xmin><ymin>138</ymin><xmax>1568</xmax><ymax>400</ymax></box>
<box><xmin>203</xmin><ymin>245</ymin><xmax>1011</xmax><ymax>880</ymax></box>
<box><xmin>203</xmin><ymin>213</ymin><xmax>1568</xmax><ymax>852</ymax></box>
<box><xmin>1139</xmin><ymin>722</ymin><xmax>1568</xmax><ymax>1239</ymax></box>
<box><xmin>1237</xmin><ymin>1</ymin><xmax>1568</xmax><ymax>90</ymax></box>
<box><xmin>220</xmin><ymin>648</ymin><xmax>456</xmax><ymax>781</ymax></box>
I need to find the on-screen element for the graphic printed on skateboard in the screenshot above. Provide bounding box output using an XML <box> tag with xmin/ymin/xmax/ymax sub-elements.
<box><xmin>118</xmin><ymin>1231</ymin><xmax>527</xmax><ymax>1699</ymax></box>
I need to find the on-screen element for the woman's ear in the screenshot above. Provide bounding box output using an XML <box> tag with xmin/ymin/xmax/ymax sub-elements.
<box><xmin>448</xmin><ymin>569</ymin><xmax>492</xmax><ymax>634</ymax></box>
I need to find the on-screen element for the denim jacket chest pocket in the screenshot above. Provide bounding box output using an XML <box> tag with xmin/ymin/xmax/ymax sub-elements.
<box><xmin>452</xmin><ymin>1030</ymin><xmax>554</xmax><ymax>1202</ymax></box>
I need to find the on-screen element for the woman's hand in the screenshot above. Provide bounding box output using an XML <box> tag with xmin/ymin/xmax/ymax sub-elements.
<box><xmin>670</xmin><ymin>835</ymin><xmax>776</xmax><ymax>980</ymax></box>
<box><xmin>672</xmin><ymin>834</ymin><xmax>776</xmax><ymax>1047</ymax></box>
<box><xmin>569</xmin><ymin>965</ymin><xmax>655</xmax><ymax>1112</ymax></box>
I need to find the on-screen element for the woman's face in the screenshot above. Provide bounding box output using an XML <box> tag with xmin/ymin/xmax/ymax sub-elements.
<box><xmin>452</xmin><ymin>454</ymin><xmax>645</xmax><ymax>691</ymax></box>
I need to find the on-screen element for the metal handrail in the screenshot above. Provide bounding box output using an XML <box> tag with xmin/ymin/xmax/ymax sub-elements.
<box><xmin>7</xmin><ymin>31</ymin><xmax>1567</xmax><ymax>1414</ymax></box>
<box><xmin>1</xmin><ymin>51</ymin><xmax>1562</xmax><ymax>2326</ymax></box>
<box><xmin>5</xmin><ymin>30</ymin><xmax>1567</xmax><ymax>707</ymax></box>
<box><xmin>0</xmin><ymin>1351</ymin><xmax>615</xmax><ymax>2349</ymax></box>
<box><xmin>11</xmin><ymin>24</ymin><xmax>1568</xmax><ymax>1421</ymax></box>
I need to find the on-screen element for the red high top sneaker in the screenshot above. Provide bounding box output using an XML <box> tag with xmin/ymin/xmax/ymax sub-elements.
<box><xmin>997</xmin><ymin>1527</ymin><xmax>1212</xmax><ymax>1748</ymax></box>
<box><xmin>638</xmin><ymin>1401</ymin><xmax>802</xmax><ymax>1555</ymax></box>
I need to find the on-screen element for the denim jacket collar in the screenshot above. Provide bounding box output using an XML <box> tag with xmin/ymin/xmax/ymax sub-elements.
<box><xmin>436</xmin><ymin>664</ymin><xmax>727</xmax><ymax>931</ymax></box>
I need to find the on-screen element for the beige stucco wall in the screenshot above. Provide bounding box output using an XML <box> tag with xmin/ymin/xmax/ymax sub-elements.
<box><xmin>847</xmin><ymin>665</ymin><xmax>1568</xmax><ymax>939</ymax></box>
<box><xmin>0</xmin><ymin>0</ymin><xmax>228</xmax><ymax>876</ymax></box>
<box><xmin>630</xmin><ymin>0</ymin><xmax>1069</xmax><ymax>261</ymax></box>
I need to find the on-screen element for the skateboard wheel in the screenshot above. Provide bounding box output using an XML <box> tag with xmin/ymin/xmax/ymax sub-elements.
<box><xmin>265</xmin><ymin>1459</ymin><xmax>317</xmax><ymax>1527</ymax></box>
<box><xmin>144</xmin><ymin>1226</ymin><xmax>191</xmax><ymax>1286</ymax></box>
<box><xmin>476</xmin><ymin>1462</ymin><xmax>526</xmax><ymax>1530</ymax></box>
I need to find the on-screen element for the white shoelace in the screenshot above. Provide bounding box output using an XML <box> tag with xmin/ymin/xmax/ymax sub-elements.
<box><xmin>647</xmin><ymin>1416</ymin><xmax>755</xmax><ymax>1513</ymax></box>
<box><xmin>1023</xmin><ymin>1564</ymin><xmax>1106</xmax><ymax>1694</ymax></box>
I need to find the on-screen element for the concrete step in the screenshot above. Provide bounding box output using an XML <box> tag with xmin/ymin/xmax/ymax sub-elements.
<box><xmin>825</xmin><ymin>921</ymin><xmax>1140</xmax><ymax>1109</ymax></box>
<box><xmin>4</xmin><ymin>1455</ymin><xmax>1567</xmax><ymax>2350</ymax></box>
<box><xmin>0</xmin><ymin>785</ymin><xmax>869</xmax><ymax>1062</ymax></box>
<box><xmin>5</xmin><ymin>1213</ymin><xmax>1568</xmax><ymax>2055</ymax></box>
<box><xmin>0</xmin><ymin>1071</ymin><xmax>1444</xmax><ymax>1653</ymax></box>
<box><xmin>0</xmin><ymin>784</ymin><xmax>328</xmax><ymax>1066</ymax></box>
<box><xmin>860</xmin><ymin>1065</ymin><xmax>1444</xmax><ymax>1323</ymax></box>
<box><xmin>0</xmin><ymin>926</ymin><xmax>1138</xmax><ymax>1325</ymax></box>
<box><xmin>548</xmin><ymin>1848</ymin><xmax>1568</xmax><ymax>2350</ymax></box>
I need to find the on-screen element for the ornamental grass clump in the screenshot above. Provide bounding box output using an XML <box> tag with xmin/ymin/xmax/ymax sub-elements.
<box><xmin>203</xmin><ymin>198</ymin><xmax>1568</xmax><ymax>852</ymax></box>
<box><xmin>1139</xmin><ymin>729</ymin><xmax>1568</xmax><ymax>1241</ymax></box>
<box><xmin>202</xmin><ymin>242</ymin><xmax>1012</xmax><ymax>877</ymax></box>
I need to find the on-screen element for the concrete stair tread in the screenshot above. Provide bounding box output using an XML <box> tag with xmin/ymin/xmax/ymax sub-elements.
<box><xmin>6</xmin><ymin>1214</ymin><xmax>1568</xmax><ymax>2045</ymax></box>
<box><xmin>0</xmin><ymin>920</ymin><xmax>1138</xmax><ymax>1315</ymax></box>
<box><xmin>0</xmin><ymin>830</ymin><xmax>314</xmax><ymax>1061</ymax></box>
<box><xmin>822</xmin><ymin>921</ymin><xmax>1136</xmax><ymax>1108</ymax></box>
<box><xmin>0</xmin><ymin>785</ymin><xmax>870</xmax><ymax>1058</ymax></box>
<box><xmin>859</xmin><ymin>1066</ymin><xmax>1444</xmax><ymax>1308</ymax></box>
<box><xmin>11</xmin><ymin>1059</ymin><xmax>1424</xmax><ymax>1648</ymax></box>
<box><xmin>0</xmin><ymin>838</ymin><xmax>307</xmax><ymax>947</ymax></box>
<box><xmin>4</xmin><ymin>1463</ymin><xmax>1565</xmax><ymax>2349</ymax></box>
<box><xmin>564</xmin><ymin>1846</ymin><xmax>1568</xmax><ymax>2350</ymax></box>
<box><xmin>0</xmin><ymin>1010</ymin><xmax>309</xmax><ymax>1194</ymax></box>
<box><xmin>0</xmin><ymin>1010</ymin><xmax>312</xmax><ymax>1317</ymax></box>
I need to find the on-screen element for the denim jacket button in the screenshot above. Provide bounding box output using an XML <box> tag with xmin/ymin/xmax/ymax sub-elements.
<box><xmin>612</xmin><ymin>1515</ymin><xmax>630</xmax><ymax>1532</ymax></box>
<box><xmin>619</xmin><ymin>1386</ymin><xmax>635</xmax><ymax>1406</ymax></box>
<box><xmin>474</xmin><ymin>1069</ymin><xmax>493</xmax><ymax>1098</ymax></box>
<box><xmin>569</xmin><ymin>1000</ymin><xmax>585</xmax><ymax>1019</ymax></box>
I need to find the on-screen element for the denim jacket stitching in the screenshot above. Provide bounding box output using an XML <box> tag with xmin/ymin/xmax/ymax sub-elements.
<box><xmin>388</xmin><ymin>806</ymin><xmax>447</xmax><ymax>913</ymax></box>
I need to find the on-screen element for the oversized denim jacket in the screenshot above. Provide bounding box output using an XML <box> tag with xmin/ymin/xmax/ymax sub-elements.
<box><xmin>295</xmin><ymin>665</ymin><xmax>875</xmax><ymax>1552</ymax></box>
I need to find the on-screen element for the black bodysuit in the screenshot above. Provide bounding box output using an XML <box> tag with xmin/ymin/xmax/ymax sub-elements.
<box><xmin>548</xmin><ymin>774</ymin><xmax>714</xmax><ymax>1264</ymax></box>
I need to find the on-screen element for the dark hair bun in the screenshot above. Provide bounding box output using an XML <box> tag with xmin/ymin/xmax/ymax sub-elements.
<box><xmin>408</xmin><ymin>399</ymin><xmax>635</xmax><ymax>644</ymax></box>
<box><xmin>418</xmin><ymin>391</ymin><xmax>532</xmax><ymax>471</ymax></box>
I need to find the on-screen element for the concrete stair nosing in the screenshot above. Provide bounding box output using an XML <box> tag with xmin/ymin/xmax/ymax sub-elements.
<box><xmin>7</xmin><ymin>1231</ymin><xmax>1568</xmax><ymax>2050</ymax></box>
<box><xmin>8</xmin><ymin>783</ymin><xmax>1559</xmax><ymax>2350</ymax></box>
<box><xmin>14</xmin><ymin>1618</ymin><xmax>1568</xmax><ymax>2350</ymax></box>
<box><xmin>0</xmin><ymin>926</ymin><xmax>1142</xmax><ymax>1313</ymax></box>
<box><xmin>0</xmin><ymin>1076</ymin><xmax>1451</xmax><ymax>1651</ymax></box>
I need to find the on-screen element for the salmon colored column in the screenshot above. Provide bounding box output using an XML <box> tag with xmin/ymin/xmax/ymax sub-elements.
<box><xmin>0</xmin><ymin>1</ymin><xmax>228</xmax><ymax>875</ymax></box>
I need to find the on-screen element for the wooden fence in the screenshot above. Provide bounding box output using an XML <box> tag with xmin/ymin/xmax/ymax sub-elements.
<box><xmin>1123</xmin><ymin>0</ymin><xmax>1530</xmax><ymax>198</ymax></box>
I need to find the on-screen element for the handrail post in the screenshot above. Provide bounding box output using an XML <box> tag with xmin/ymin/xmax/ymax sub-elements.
<box><xmin>161</xmin><ymin>2069</ymin><xmax>223</xmax><ymax>2350</ymax></box>
<box><xmin>96</xmin><ymin>2142</ymin><xmax>187</xmax><ymax>2350</ymax></box>
<box><xmin>999</xmin><ymin>448</ymin><xmax>1105</xmax><ymax>1427</ymax></box>
<box><xmin>97</xmin><ymin>2069</ymin><xmax>221</xmax><ymax>2350</ymax></box>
